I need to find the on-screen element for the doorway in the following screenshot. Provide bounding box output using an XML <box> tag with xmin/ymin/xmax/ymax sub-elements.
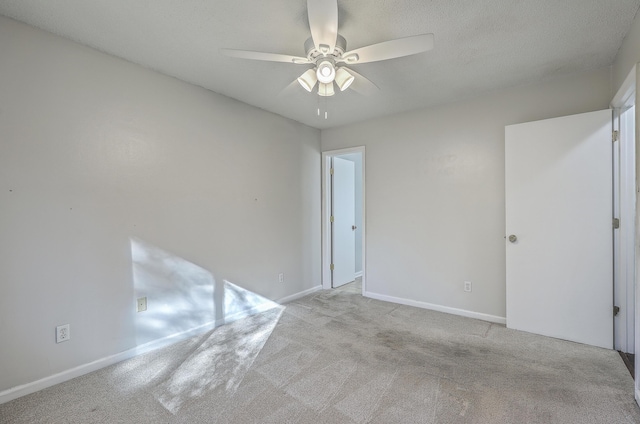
<box><xmin>322</xmin><ymin>147</ymin><xmax>365</xmax><ymax>293</ymax></box>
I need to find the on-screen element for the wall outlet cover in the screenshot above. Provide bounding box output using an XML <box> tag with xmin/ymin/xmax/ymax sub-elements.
<box><xmin>56</xmin><ymin>324</ymin><xmax>70</xmax><ymax>343</ymax></box>
<box><xmin>137</xmin><ymin>297</ymin><xmax>147</xmax><ymax>312</ymax></box>
<box><xmin>464</xmin><ymin>281</ymin><xmax>472</xmax><ymax>292</ymax></box>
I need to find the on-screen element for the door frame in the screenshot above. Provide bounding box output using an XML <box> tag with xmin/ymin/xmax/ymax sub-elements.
<box><xmin>611</xmin><ymin>63</ymin><xmax>638</xmax><ymax>404</ymax></box>
<box><xmin>321</xmin><ymin>147</ymin><xmax>366</xmax><ymax>292</ymax></box>
<box><xmin>611</xmin><ymin>68</ymin><xmax>636</xmax><ymax>356</ymax></box>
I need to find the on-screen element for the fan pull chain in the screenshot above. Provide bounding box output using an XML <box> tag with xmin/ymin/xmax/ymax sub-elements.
<box><xmin>316</xmin><ymin>89</ymin><xmax>328</xmax><ymax>119</ymax></box>
<box><xmin>324</xmin><ymin>94</ymin><xmax>328</xmax><ymax>120</ymax></box>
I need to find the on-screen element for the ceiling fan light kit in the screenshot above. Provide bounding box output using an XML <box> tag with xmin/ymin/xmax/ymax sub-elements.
<box><xmin>318</xmin><ymin>82</ymin><xmax>335</xmax><ymax>97</ymax></box>
<box><xmin>297</xmin><ymin>68</ymin><xmax>317</xmax><ymax>92</ymax></box>
<box><xmin>334</xmin><ymin>67</ymin><xmax>354</xmax><ymax>91</ymax></box>
<box><xmin>221</xmin><ymin>0</ymin><xmax>434</xmax><ymax>100</ymax></box>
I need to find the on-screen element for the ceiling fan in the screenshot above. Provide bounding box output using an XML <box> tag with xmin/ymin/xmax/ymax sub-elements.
<box><xmin>221</xmin><ymin>0</ymin><xmax>434</xmax><ymax>97</ymax></box>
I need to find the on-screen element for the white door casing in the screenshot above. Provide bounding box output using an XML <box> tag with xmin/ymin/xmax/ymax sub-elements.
<box><xmin>613</xmin><ymin>105</ymin><xmax>636</xmax><ymax>354</ymax></box>
<box><xmin>610</xmin><ymin>64</ymin><xmax>637</xmax><ymax>405</ymax></box>
<box><xmin>505</xmin><ymin>109</ymin><xmax>613</xmax><ymax>349</ymax></box>
<box><xmin>332</xmin><ymin>157</ymin><xmax>356</xmax><ymax>287</ymax></box>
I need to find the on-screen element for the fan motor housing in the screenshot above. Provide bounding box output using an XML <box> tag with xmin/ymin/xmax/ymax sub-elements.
<box><xmin>305</xmin><ymin>34</ymin><xmax>347</xmax><ymax>62</ymax></box>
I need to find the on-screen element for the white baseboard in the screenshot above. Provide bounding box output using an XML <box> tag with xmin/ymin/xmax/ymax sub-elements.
<box><xmin>0</xmin><ymin>285</ymin><xmax>324</xmax><ymax>405</ymax></box>
<box><xmin>3</xmin><ymin>285</ymin><xmax>500</xmax><ymax>405</ymax></box>
<box><xmin>0</xmin><ymin>320</ymin><xmax>219</xmax><ymax>405</ymax></box>
<box><xmin>364</xmin><ymin>291</ymin><xmax>506</xmax><ymax>325</ymax></box>
<box><xmin>636</xmin><ymin>388</ymin><xmax>640</xmax><ymax>406</ymax></box>
<box><xmin>355</xmin><ymin>271</ymin><xmax>363</xmax><ymax>278</ymax></box>
<box><xmin>277</xmin><ymin>285</ymin><xmax>322</xmax><ymax>304</ymax></box>
<box><xmin>223</xmin><ymin>303</ymin><xmax>282</xmax><ymax>324</ymax></box>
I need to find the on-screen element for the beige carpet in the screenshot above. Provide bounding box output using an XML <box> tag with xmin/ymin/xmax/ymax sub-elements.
<box><xmin>1</xmin><ymin>280</ymin><xmax>639</xmax><ymax>423</ymax></box>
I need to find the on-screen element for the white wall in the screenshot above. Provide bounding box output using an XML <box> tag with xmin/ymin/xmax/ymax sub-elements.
<box><xmin>322</xmin><ymin>69</ymin><xmax>612</xmax><ymax>321</ymax></box>
<box><xmin>613</xmin><ymin>8</ymin><xmax>640</xmax><ymax>94</ymax></box>
<box><xmin>0</xmin><ymin>16</ymin><xmax>321</xmax><ymax>394</ymax></box>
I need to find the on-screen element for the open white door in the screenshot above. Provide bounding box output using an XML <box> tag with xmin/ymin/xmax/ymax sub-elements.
<box><xmin>505</xmin><ymin>109</ymin><xmax>613</xmax><ymax>349</ymax></box>
<box><xmin>332</xmin><ymin>157</ymin><xmax>356</xmax><ymax>287</ymax></box>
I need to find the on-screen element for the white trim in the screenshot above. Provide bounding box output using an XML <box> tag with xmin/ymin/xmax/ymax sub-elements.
<box><xmin>321</xmin><ymin>147</ymin><xmax>366</xmax><ymax>294</ymax></box>
<box><xmin>611</xmin><ymin>63</ymin><xmax>638</xmax><ymax>406</ymax></box>
<box><xmin>625</xmin><ymin>66</ymin><xmax>640</xmax><ymax>404</ymax></box>
<box><xmin>276</xmin><ymin>285</ymin><xmax>322</xmax><ymax>304</ymax></box>
<box><xmin>613</xmin><ymin>104</ymin><xmax>637</xmax><ymax>354</ymax></box>
<box><xmin>323</xmin><ymin>146</ymin><xmax>366</xmax><ymax>157</ymax></box>
<box><xmin>613</xmin><ymin>106</ymin><xmax>623</xmax><ymax>352</ymax></box>
<box><xmin>364</xmin><ymin>291</ymin><xmax>506</xmax><ymax>325</ymax></box>
<box><xmin>0</xmin><ymin>320</ymin><xmax>219</xmax><ymax>405</ymax></box>
<box><xmin>321</xmin><ymin>152</ymin><xmax>332</xmax><ymax>290</ymax></box>
<box><xmin>360</xmin><ymin>149</ymin><xmax>366</xmax><ymax>295</ymax></box>
<box><xmin>223</xmin><ymin>305</ymin><xmax>280</xmax><ymax>324</ymax></box>
<box><xmin>355</xmin><ymin>271</ymin><xmax>363</xmax><ymax>278</ymax></box>
<box><xmin>621</xmin><ymin>108</ymin><xmax>636</xmax><ymax>353</ymax></box>
<box><xmin>0</xmin><ymin>283</ymin><xmax>323</xmax><ymax>405</ymax></box>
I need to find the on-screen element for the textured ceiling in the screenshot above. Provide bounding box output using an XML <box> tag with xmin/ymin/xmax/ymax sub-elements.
<box><xmin>1</xmin><ymin>0</ymin><xmax>639</xmax><ymax>129</ymax></box>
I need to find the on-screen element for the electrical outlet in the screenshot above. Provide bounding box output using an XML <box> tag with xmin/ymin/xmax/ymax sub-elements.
<box><xmin>137</xmin><ymin>297</ymin><xmax>147</xmax><ymax>312</ymax></box>
<box><xmin>278</xmin><ymin>273</ymin><xmax>284</xmax><ymax>283</ymax></box>
<box><xmin>464</xmin><ymin>281</ymin><xmax>472</xmax><ymax>292</ymax></box>
<box><xmin>56</xmin><ymin>324</ymin><xmax>70</xmax><ymax>343</ymax></box>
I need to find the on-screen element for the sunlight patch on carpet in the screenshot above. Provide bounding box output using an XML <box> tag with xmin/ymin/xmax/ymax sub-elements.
<box><xmin>152</xmin><ymin>300</ymin><xmax>283</xmax><ymax>413</ymax></box>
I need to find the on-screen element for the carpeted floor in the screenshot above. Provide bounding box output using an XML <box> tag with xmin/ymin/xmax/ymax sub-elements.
<box><xmin>1</xmin><ymin>280</ymin><xmax>639</xmax><ymax>423</ymax></box>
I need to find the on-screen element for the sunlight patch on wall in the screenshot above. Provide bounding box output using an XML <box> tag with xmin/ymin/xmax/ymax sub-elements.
<box><xmin>131</xmin><ymin>238</ymin><xmax>215</xmax><ymax>346</ymax></box>
<box><xmin>223</xmin><ymin>280</ymin><xmax>281</xmax><ymax>324</ymax></box>
<box><xmin>127</xmin><ymin>238</ymin><xmax>284</xmax><ymax>413</ymax></box>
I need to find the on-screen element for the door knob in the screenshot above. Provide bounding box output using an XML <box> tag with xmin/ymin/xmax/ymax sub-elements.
<box><xmin>508</xmin><ymin>234</ymin><xmax>517</xmax><ymax>243</ymax></box>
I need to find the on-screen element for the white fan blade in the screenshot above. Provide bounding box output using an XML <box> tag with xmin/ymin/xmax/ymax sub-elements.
<box><xmin>277</xmin><ymin>79</ymin><xmax>305</xmax><ymax>98</ymax></box>
<box><xmin>221</xmin><ymin>48</ymin><xmax>310</xmax><ymax>64</ymax></box>
<box><xmin>340</xmin><ymin>34</ymin><xmax>434</xmax><ymax>64</ymax></box>
<box><xmin>345</xmin><ymin>68</ymin><xmax>378</xmax><ymax>95</ymax></box>
<box><xmin>307</xmin><ymin>0</ymin><xmax>338</xmax><ymax>54</ymax></box>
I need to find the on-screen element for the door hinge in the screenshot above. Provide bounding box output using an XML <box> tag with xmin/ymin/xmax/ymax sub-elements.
<box><xmin>613</xmin><ymin>130</ymin><xmax>619</xmax><ymax>142</ymax></box>
<box><xmin>613</xmin><ymin>218</ymin><xmax>620</xmax><ymax>229</ymax></box>
<box><xmin>330</xmin><ymin>167</ymin><xmax>334</xmax><ymax>175</ymax></box>
<box><xmin>614</xmin><ymin>305</ymin><xmax>620</xmax><ymax>317</ymax></box>
<box><xmin>330</xmin><ymin>215</ymin><xmax>334</xmax><ymax>223</ymax></box>
<box><xmin>330</xmin><ymin>263</ymin><xmax>334</xmax><ymax>271</ymax></box>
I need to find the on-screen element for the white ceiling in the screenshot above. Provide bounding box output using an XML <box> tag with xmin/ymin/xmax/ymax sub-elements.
<box><xmin>1</xmin><ymin>0</ymin><xmax>639</xmax><ymax>129</ymax></box>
